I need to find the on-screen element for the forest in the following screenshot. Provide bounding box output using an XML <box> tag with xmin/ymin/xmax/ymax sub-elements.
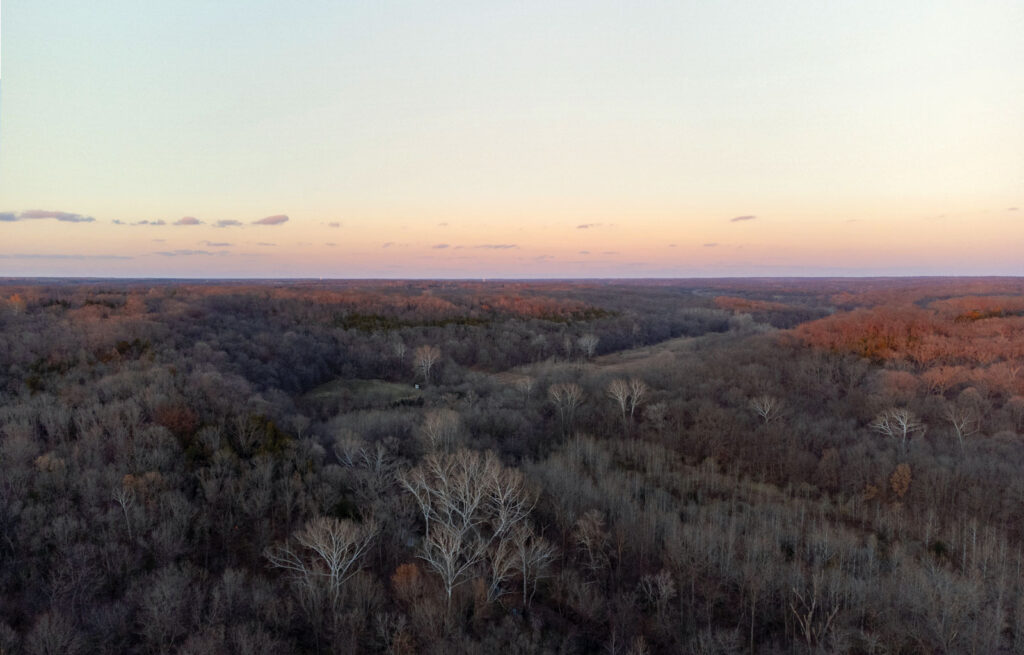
<box><xmin>2</xmin><ymin>276</ymin><xmax>1024</xmax><ymax>654</ymax></box>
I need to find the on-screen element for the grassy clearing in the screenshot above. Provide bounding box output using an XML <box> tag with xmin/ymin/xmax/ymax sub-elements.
<box><xmin>488</xmin><ymin>334</ymin><xmax>698</xmax><ymax>385</ymax></box>
<box><xmin>304</xmin><ymin>378</ymin><xmax>422</xmax><ymax>409</ymax></box>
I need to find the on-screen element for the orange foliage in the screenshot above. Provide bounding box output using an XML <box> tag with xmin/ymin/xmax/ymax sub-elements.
<box><xmin>928</xmin><ymin>295</ymin><xmax>1024</xmax><ymax>322</ymax></box>
<box><xmin>826</xmin><ymin>279</ymin><xmax>1024</xmax><ymax>309</ymax></box>
<box><xmin>479</xmin><ymin>294</ymin><xmax>592</xmax><ymax>319</ymax></box>
<box><xmin>879</xmin><ymin>370</ymin><xmax>920</xmax><ymax>402</ymax></box>
<box><xmin>920</xmin><ymin>366</ymin><xmax>971</xmax><ymax>394</ymax></box>
<box><xmin>713</xmin><ymin>296</ymin><xmax>791</xmax><ymax>313</ymax></box>
<box><xmin>794</xmin><ymin>305</ymin><xmax>942</xmax><ymax>361</ymax></box>
<box><xmin>6</xmin><ymin>293</ymin><xmax>27</xmax><ymax>314</ymax></box>
<box><xmin>795</xmin><ymin>299</ymin><xmax>1024</xmax><ymax>395</ymax></box>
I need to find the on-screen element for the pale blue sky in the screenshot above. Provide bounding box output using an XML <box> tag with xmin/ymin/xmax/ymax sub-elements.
<box><xmin>1</xmin><ymin>1</ymin><xmax>1021</xmax><ymax>277</ymax></box>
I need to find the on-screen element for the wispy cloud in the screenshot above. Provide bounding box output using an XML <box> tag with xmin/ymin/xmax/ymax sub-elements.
<box><xmin>730</xmin><ymin>215</ymin><xmax>757</xmax><ymax>222</ymax></box>
<box><xmin>601</xmin><ymin>251</ymin><xmax>618</xmax><ymax>255</ymax></box>
<box><xmin>7</xmin><ymin>210</ymin><xmax>96</xmax><ymax>223</ymax></box>
<box><xmin>579</xmin><ymin>250</ymin><xmax>591</xmax><ymax>255</ymax></box>
<box><xmin>327</xmin><ymin>222</ymin><xmax>341</xmax><ymax>228</ymax></box>
<box><xmin>325</xmin><ymin>242</ymin><xmax>337</xmax><ymax>247</ymax></box>
<box><xmin>432</xmin><ymin>243</ymin><xmax>450</xmax><ymax>249</ymax></box>
<box><xmin>1009</xmin><ymin>207</ymin><xmax>1019</xmax><ymax>212</ymax></box>
<box><xmin>256</xmin><ymin>242</ymin><xmax>276</xmax><ymax>247</ymax></box>
<box><xmin>438</xmin><ymin>222</ymin><xmax>449</xmax><ymax>227</ymax></box>
<box><xmin>201</xmin><ymin>241</ymin><xmax>232</xmax><ymax>247</ymax></box>
<box><xmin>132</xmin><ymin>219</ymin><xmax>166</xmax><ymax>226</ymax></box>
<box><xmin>577</xmin><ymin>223</ymin><xmax>603</xmax><ymax>229</ymax></box>
<box><xmin>215</xmin><ymin>220</ymin><xmax>243</xmax><ymax>228</ymax></box>
<box><xmin>253</xmin><ymin>214</ymin><xmax>289</xmax><ymax>225</ymax></box>
<box><xmin>0</xmin><ymin>252</ymin><xmax>132</xmax><ymax>260</ymax></box>
<box><xmin>474</xmin><ymin>244</ymin><xmax>518</xmax><ymax>250</ymax></box>
<box><xmin>175</xmin><ymin>216</ymin><xmax>202</xmax><ymax>225</ymax></box>
<box><xmin>153</xmin><ymin>249</ymin><xmax>226</xmax><ymax>256</ymax></box>
<box><xmin>382</xmin><ymin>242</ymin><xmax>394</xmax><ymax>248</ymax></box>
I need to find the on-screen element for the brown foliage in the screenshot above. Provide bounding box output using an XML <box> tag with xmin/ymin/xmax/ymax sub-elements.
<box><xmin>890</xmin><ymin>463</ymin><xmax>912</xmax><ymax>499</ymax></box>
<box><xmin>714</xmin><ymin>296</ymin><xmax>791</xmax><ymax>313</ymax></box>
<box><xmin>153</xmin><ymin>404</ymin><xmax>199</xmax><ymax>439</ymax></box>
<box><xmin>391</xmin><ymin>563</ymin><xmax>426</xmax><ymax>606</ymax></box>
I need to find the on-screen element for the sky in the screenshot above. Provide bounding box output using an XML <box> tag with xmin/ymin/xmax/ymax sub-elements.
<box><xmin>0</xmin><ymin>0</ymin><xmax>1021</xmax><ymax>278</ymax></box>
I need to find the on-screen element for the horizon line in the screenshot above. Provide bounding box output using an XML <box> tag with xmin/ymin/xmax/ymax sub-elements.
<box><xmin>3</xmin><ymin>274</ymin><xmax>1024</xmax><ymax>283</ymax></box>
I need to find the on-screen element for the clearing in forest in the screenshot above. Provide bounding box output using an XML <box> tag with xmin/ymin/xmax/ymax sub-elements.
<box><xmin>493</xmin><ymin>334</ymin><xmax>697</xmax><ymax>384</ymax></box>
<box><xmin>304</xmin><ymin>378</ymin><xmax>422</xmax><ymax>409</ymax></box>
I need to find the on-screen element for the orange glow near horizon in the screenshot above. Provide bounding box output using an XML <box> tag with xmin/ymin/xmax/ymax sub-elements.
<box><xmin>2</xmin><ymin>203</ymin><xmax>1020</xmax><ymax>278</ymax></box>
<box><xmin>1</xmin><ymin>2</ymin><xmax>1021</xmax><ymax>276</ymax></box>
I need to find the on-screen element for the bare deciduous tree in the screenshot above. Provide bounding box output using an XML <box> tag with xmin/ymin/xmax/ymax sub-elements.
<box><xmin>400</xmin><ymin>451</ymin><xmax>497</xmax><ymax>606</ymax></box>
<box><xmin>638</xmin><ymin>569</ymin><xmax>676</xmax><ymax>625</ymax></box>
<box><xmin>419</xmin><ymin>409</ymin><xmax>461</xmax><ymax>452</ymax></box>
<box><xmin>486</xmin><ymin>532</ymin><xmax>519</xmax><ymax>604</ymax></box>
<box><xmin>265</xmin><ymin>516</ymin><xmax>378</xmax><ymax>617</ymax></box>
<box><xmin>487</xmin><ymin>525</ymin><xmax>555</xmax><ymax>605</ymax></box>
<box><xmin>112</xmin><ymin>480</ymin><xmax>136</xmax><ymax>541</ymax></box>
<box><xmin>334</xmin><ymin>433</ymin><xmax>399</xmax><ymax>506</ymax></box>
<box><xmin>398</xmin><ymin>450</ymin><xmax>537</xmax><ymax>609</ymax></box>
<box><xmin>905</xmin><ymin>563</ymin><xmax>982</xmax><ymax>654</ymax></box>
<box><xmin>627</xmin><ymin>378</ymin><xmax>648</xmax><ymax>419</ymax></box>
<box><xmin>749</xmin><ymin>394</ymin><xmax>784</xmax><ymax>425</ymax></box>
<box><xmin>790</xmin><ymin>575</ymin><xmax>841</xmax><ymax>650</ymax></box>
<box><xmin>943</xmin><ymin>403</ymin><xmax>979</xmax><ymax>451</ymax></box>
<box><xmin>512</xmin><ymin>526</ymin><xmax>556</xmax><ymax>607</ymax></box>
<box><xmin>608</xmin><ymin>378</ymin><xmax>650</xmax><ymax>437</ymax></box>
<box><xmin>644</xmin><ymin>401</ymin><xmax>668</xmax><ymax>436</ymax></box>
<box><xmin>420</xmin><ymin>520</ymin><xmax>490</xmax><ymax>610</ymax></box>
<box><xmin>24</xmin><ymin>611</ymin><xmax>84</xmax><ymax>655</ymax></box>
<box><xmin>515</xmin><ymin>376</ymin><xmax>535</xmax><ymax>403</ymax></box>
<box><xmin>137</xmin><ymin>565</ymin><xmax>196</xmax><ymax>651</ymax></box>
<box><xmin>549</xmin><ymin>382</ymin><xmax>584</xmax><ymax>438</ymax></box>
<box><xmin>573</xmin><ymin>509</ymin><xmax>610</xmax><ymax>582</ymax></box>
<box><xmin>374</xmin><ymin>611</ymin><xmax>413</xmax><ymax>655</ymax></box>
<box><xmin>607</xmin><ymin>379</ymin><xmax>631</xmax><ymax>433</ymax></box>
<box><xmin>413</xmin><ymin>345</ymin><xmax>441</xmax><ymax>384</ymax></box>
<box><xmin>391</xmin><ymin>338</ymin><xmax>407</xmax><ymax>361</ymax></box>
<box><xmin>870</xmin><ymin>407</ymin><xmax>925</xmax><ymax>451</ymax></box>
<box><xmin>562</xmin><ymin>335</ymin><xmax>574</xmax><ymax>359</ymax></box>
<box><xmin>578</xmin><ymin>334</ymin><xmax>599</xmax><ymax>359</ymax></box>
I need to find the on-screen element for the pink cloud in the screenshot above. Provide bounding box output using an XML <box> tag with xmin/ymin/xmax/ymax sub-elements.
<box><xmin>253</xmin><ymin>214</ymin><xmax>289</xmax><ymax>225</ymax></box>
<box><xmin>20</xmin><ymin>210</ymin><xmax>95</xmax><ymax>223</ymax></box>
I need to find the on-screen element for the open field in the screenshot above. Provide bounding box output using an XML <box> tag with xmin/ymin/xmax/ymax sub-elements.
<box><xmin>304</xmin><ymin>378</ymin><xmax>422</xmax><ymax>409</ymax></box>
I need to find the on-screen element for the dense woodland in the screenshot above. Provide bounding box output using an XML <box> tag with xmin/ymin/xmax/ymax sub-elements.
<box><xmin>2</xmin><ymin>277</ymin><xmax>1024</xmax><ymax>654</ymax></box>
